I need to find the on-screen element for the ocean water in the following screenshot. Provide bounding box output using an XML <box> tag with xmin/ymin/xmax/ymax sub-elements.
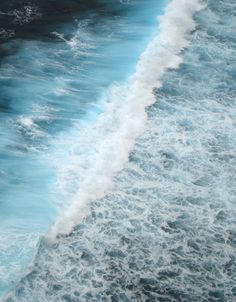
<box><xmin>0</xmin><ymin>0</ymin><xmax>236</xmax><ymax>301</ymax></box>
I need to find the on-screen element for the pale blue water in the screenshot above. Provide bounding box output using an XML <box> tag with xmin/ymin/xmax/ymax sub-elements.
<box><xmin>1</xmin><ymin>0</ymin><xmax>236</xmax><ymax>301</ymax></box>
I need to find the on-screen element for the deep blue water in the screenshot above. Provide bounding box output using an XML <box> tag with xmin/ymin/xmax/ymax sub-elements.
<box><xmin>1</xmin><ymin>0</ymin><xmax>236</xmax><ymax>301</ymax></box>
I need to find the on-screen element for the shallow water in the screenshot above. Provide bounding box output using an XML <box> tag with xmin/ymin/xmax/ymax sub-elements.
<box><xmin>1</xmin><ymin>0</ymin><xmax>236</xmax><ymax>301</ymax></box>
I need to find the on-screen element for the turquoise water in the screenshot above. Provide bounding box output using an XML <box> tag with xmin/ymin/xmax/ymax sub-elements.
<box><xmin>1</xmin><ymin>0</ymin><xmax>236</xmax><ymax>301</ymax></box>
<box><xmin>0</xmin><ymin>0</ymin><xmax>166</xmax><ymax>297</ymax></box>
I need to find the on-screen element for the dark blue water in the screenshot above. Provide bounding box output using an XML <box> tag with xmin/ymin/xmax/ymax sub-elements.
<box><xmin>1</xmin><ymin>0</ymin><xmax>236</xmax><ymax>301</ymax></box>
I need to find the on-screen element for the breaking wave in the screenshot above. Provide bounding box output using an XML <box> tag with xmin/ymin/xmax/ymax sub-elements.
<box><xmin>3</xmin><ymin>0</ymin><xmax>236</xmax><ymax>301</ymax></box>
<box><xmin>50</xmin><ymin>0</ymin><xmax>206</xmax><ymax>238</ymax></box>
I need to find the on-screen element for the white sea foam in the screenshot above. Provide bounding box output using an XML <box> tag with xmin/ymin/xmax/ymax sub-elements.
<box><xmin>12</xmin><ymin>116</ymin><xmax>44</xmax><ymax>138</ymax></box>
<box><xmin>10</xmin><ymin>105</ymin><xmax>55</xmax><ymax>141</ymax></box>
<box><xmin>52</xmin><ymin>20</ymin><xmax>94</xmax><ymax>55</ymax></box>
<box><xmin>50</xmin><ymin>0</ymin><xmax>206</xmax><ymax>239</ymax></box>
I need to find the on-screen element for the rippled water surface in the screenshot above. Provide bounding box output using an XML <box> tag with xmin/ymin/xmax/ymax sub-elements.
<box><xmin>1</xmin><ymin>0</ymin><xmax>236</xmax><ymax>301</ymax></box>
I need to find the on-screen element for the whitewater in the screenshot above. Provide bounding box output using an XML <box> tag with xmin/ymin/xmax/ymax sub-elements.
<box><xmin>50</xmin><ymin>0</ymin><xmax>206</xmax><ymax>238</ymax></box>
<box><xmin>0</xmin><ymin>0</ymin><xmax>236</xmax><ymax>301</ymax></box>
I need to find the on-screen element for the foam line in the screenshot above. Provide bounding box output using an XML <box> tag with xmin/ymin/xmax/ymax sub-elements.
<box><xmin>50</xmin><ymin>0</ymin><xmax>206</xmax><ymax>239</ymax></box>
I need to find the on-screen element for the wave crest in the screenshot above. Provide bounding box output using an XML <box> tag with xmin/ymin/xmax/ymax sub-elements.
<box><xmin>50</xmin><ymin>0</ymin><xmax>206</xmax><ymax>239</ymax></box>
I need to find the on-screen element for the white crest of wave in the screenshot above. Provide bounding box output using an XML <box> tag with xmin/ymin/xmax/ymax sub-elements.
<box><xmin>50</xmin><ymin>0</ymin><xmax>206</xmax><ymax>239</ymax></box>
